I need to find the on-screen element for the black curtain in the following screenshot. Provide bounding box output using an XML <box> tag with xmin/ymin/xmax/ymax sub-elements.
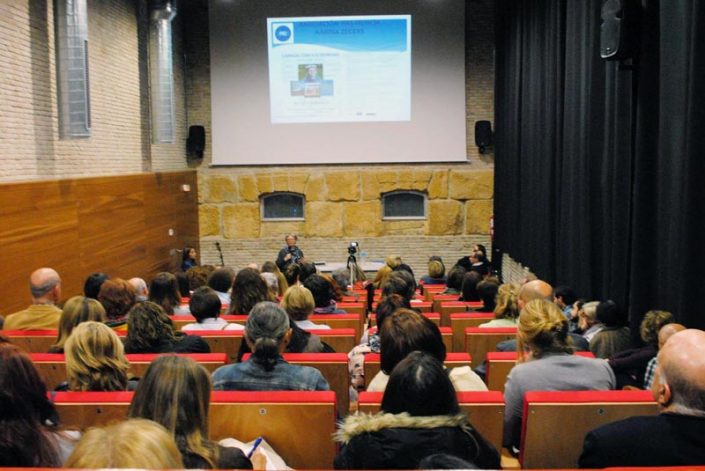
<box><xmin>494</xmin><ymin>0</ymin><xmax>705</xmax><ymax>330</ymax></box>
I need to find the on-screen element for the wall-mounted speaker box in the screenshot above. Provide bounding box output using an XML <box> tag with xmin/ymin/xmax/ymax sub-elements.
<box><xmin>187</xmin><ymin>125</ymin><xmax>205</xmax><ymax>159</ymax></box>
<box><xmin>475</xmin><ymin>121</ymin><xmax>493</xmax><ymax>153</ymax></box>
<box><xmin>600</xmin><ymin>0</ymin><xmax>640</xmax><ymax>61</ymax></box>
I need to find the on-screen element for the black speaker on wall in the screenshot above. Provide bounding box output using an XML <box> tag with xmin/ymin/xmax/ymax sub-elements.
<box><xmin>475</xmin><ymin>120</ymin><xmax>493</xmax><ymax>154</ymax></box>
<box><xmin>600</xmin><ymin>0</ymin><xmax>640</xmax><ymax>61</ymax></box>
<box><xmin>187</xmin><ymin>125</ymin><xmax>205</xmax><ymax>160</ymax></box>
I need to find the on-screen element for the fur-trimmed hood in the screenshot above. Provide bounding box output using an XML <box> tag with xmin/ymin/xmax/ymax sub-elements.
<box><xmin>334</xmin><ymin>412</ymin><xmax>470</xmax><ymax>444</ymax></box>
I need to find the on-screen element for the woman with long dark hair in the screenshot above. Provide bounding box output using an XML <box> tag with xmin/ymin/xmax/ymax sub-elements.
<box><xmin>228</xmin><ymin>268</ymin><xmax>273</xmax><ymax>315</ymax></box>
<box><xmin>123</xmin><ymin>301</ymin><xmax>209</xmax><ymax>354</ymax></box>
<box><xmin>334</xmin><ymin>351</ymin><xmax>499</xmax><ymax>469</ymax></box>
<box><xmin>0</xmin><ymin>343</ymin><xmax>76</xmax><ymax>466</ymax></box>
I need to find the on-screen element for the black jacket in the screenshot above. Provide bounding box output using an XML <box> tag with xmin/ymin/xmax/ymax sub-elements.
<box><xmin>579</xmin><ymin>413</ymin><xmax>705</xmax><ymax>468</ymax></box>
<box><xmin>334</xmin><ymin>412</ymin><xmax>500</xmax><ymax>469</ymax></box>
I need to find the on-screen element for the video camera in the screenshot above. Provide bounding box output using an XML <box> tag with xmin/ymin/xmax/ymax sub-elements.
<box><xmin>348</xmin><ymin>241</ymin><xmax>359</xmax><ymax>256</ymax></box>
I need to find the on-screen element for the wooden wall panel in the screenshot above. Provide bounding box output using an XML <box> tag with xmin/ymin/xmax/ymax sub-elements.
<box><xmin>0</xmin><ymin>171</ymin><xmax>199</xmax><ymax>316</ymax></box>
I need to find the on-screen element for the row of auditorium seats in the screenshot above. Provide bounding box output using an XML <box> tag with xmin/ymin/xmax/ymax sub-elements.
<box><xmin>45</xmin><ymin>388</ymin><xmax>658</xmax><ymax>469</ymax></box>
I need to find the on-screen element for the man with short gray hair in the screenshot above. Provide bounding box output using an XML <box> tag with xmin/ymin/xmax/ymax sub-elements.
<box><xmin>579</xmin><ymin>329</ymin><xmax>705</xmax><ymax>467</ymax></box>
<box><xmin>4</xmin><ymin>267</ymin><xmax>62</xmax><ymax>330</ymax></box>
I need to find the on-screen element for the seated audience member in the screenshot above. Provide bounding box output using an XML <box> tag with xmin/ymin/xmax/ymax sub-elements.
<box><xmin>186</xmin><ymin>266</ymin><xmax>211</xmax><ymax>292</ymax></box>
<box><xmin>123</xmin><ymin>301</ymin><xmax>209</xmax><ymax>354</ymax></box>
<box><xmin>393</xmin><ymin>263</ymin><xmax>415</xmax><ymax>279</ymax></box>
<box><xmin>334</xmin><ymin>351</ymin><xmax>500</xmax><ymax>470</ymax></box>
<box><xmin>298</xmin><ymin>261</ymin><xmax>318</xmax><ymax>284</ymax></box>
<box><xmin>372</xmin><ymin>255</ymin><xmax>401</xmax><ymax>289</ymax></box>
<box><xmin>283</xmin><ymin>262</ymin><xmax>301</xmax><ymax>287</ymax></box>
<box><xmin>553</xmin><ymin>285</ymin><xmax>577</xmax><ymax>319</ymax></box>
<box><xmin>459</xmin><ymin>271</ymin><xmax>483</xmax><ymax>301</ymax></box>
<box><xmin>589</xmin><ymin>300</ymin><xmax>631</xmax><ymax>359</ymax></box>
<box><xmin>382</xmin><ymin>270</ymin><xmax>417</xmax><ymax>303</ymax></box>
<box><xmin>281</xmin><ymin>285</ymin><xmax>331</xmax><ymax>330</ymax></box>
<box><xmin>182</xmin><ymin>246</ymin><xmax>199</xmax><ymax>272</ymax></box>
<box><xmin>207</xmin><ymin>267</ymin><xmax>235</xmax><ymax>305</ymax></box>
<box><xmin>304</xmin><ymin>274</ymin><xmax>347</xmax><ymax>314</ymax></box>
<box><xmin>579</xmin><ymin>329</ymin><xmax>705</xmax><ymax>468</ymax></box>
<box><xmin>98</xmin><ymin>278</ymin><xmax>137</xmax><ymax>330</ymax></box>
<box><xmin>0</xmin><ymin>343</ymin><xmax>77</xmax><ymax>466</ymax></box>
<box><xmin>490</xmin><ymin>279</ymin><xmax>589</xmax><ymax>351</ymax></box>
<box><xmin>608</xmin><ymin>309</ymin><xmax>674</xmax><ymax>389</ymax></box>
<box><xmin>468</xmin><ymin>280</ymin><xmax>499</xmax><ymax>312</ymax></box>
<box><xmin>349</xmin><ymin>295</ymin><xmax>410</xmax><ymax>397</ymax></box>
<box><xmin>65</xmin><ymin>419</ymin><xmax>183</xmax><ymax>469</ymax></box>
<box><xmin>176</xmin><ymin>271</ymin><xmax>191</xmax><ymax>301</ymax></box>
<box><xmin>212</xmin><ymin>302</ymin><xmax>329</xmax><ymax>391</ymax></box>
<box><xmin>83</xmin><ymin>272</ymin><xmax>108</xmax><ymax>299</ymax></box>
<box><xmin>149</xmin><ymin>272</ymin><xmax>186</xmax><ymax>315</ymax></box>
<box><xmin>420</xmin><ymin>257</ymin><xmax>446</xmax><ymax>285</ymax></box>
<box><xmin>228</xmin><ymin>267</ymin><xmax>273</xmax><ymax>315</ymax></box>
<box><xmin>480</xmin><ymin>283</ymin><xmax>520</xmax><ymax>327</ymax></box>
<box><xmin>4</xmin><ymin>267</ymin><xmax>62</xmax><ymax>330</ymax></box>
<box><xmin>128</xmin><ymin>356</ymin><xmax>255</xmax><ymax>469</ymax></box>
<box><xmin>332</xmin><ymin>268</ymin><xmax>356</xmax><ymax>297</ymax></box>
<box><xmin>61</xmin><ymin>321</ymin><xmax>134</xmax><ymax>391</ymax></box>
<box><xmin>643</xmin><ymin>323</ymin><xmax>685</xmax><ymax>389</ymax></box>
<box><xmin>49</xmin><ymin>296</ymin><xmax>107</xmax><ymax>353</ymax></box>
<box><xmin>367</xmin><ymin>309</ymin><xmax>487</xmax><ymax>393</ymax></box>
<box><xmin>441</xmin><ymin>265</ymin><xmax>466</xmax><ymax>295</ymax></box>
<box><xmin>456</xmin><ymin>251</ymin><xmax>489</xmax><ymax>277</ymax></box>
<box><xmin>128</xmin><ymin>277</ymin><xmax>149</xmax><ymax>301</ymax></box>
<box><xmin>577</xmin><ymin>301</ymin><xmax>602</xmax><ymax>341</ymax></box>
<box><xmin>261</xmin><ymin>272</ymin><xmax>280</xmax><ymax>300</ymax></box>
<box><xmin>182</xmin><ymin>286</ymin><xmax>242</xmax><ymax>331</ymax></box>
<box><xmin>261</xmin><ymin>261</ymin><xmax>289</xmax><ymax>297</ymax></box>
<box><xmin>503</xmin><ymin>299</ymin><xmax>615</xmax><ymax>454</ymax></box>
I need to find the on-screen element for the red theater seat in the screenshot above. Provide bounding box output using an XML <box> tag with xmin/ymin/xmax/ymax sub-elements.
<box><xmin>52</xmin><ymin>390</ymin><xmax>337</xmax><ymax>469</ymax></box>
<box><xmin>519</xmin><ymin>390</ymin><xmax>658</xmax><ymax>469</ymax></box>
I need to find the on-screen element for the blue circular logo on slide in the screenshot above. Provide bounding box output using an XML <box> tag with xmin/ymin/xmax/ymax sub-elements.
<box><xmin>275</xmin><ymin>25</ymin><xmax>292</xmax><ymax>42</ymax></box>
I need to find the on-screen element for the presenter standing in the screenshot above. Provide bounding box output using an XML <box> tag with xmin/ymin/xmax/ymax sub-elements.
<box><xmin>276</xmin><ymin>234</ymin><xmax>304</xmax><ymax>271</ymax></box>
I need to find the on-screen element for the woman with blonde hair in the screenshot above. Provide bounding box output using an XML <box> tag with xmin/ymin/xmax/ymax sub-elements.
<box><xmin>49</xmin><ymin>296</ymin><xmax>107</xmax><ymax>353</ymax></box>
<box><xmin>65</xmin><ymin>418</ymin><xmax>184</xmax><ymax>469</ymax></box>
<box><xmin>128</xmin><ymin>356</ymin><xmax>253</xmax><ymax>469</ymax></box>
<box><xmin>281</xmin><ymin>285</ymin><xmax>330</xmax><ymax>330</ymax></box>
<box><xmin>503</xmin><ymin>299</ymin><xmax>615</xmax><ymax>454</ymax></box>
<box><xmin>262</xmin><ymin>261</ymin><xmax>289</xmax><ymax>297</ymax></box>
<box><xmin>63</xmin><ymin>321</ymin><xmax>131</xmax><ymax>392</ymax></box>
<box><xmin>479</xmin><ymin>283</ymin><xmax>520</xmax><ymax>327</ymax></box>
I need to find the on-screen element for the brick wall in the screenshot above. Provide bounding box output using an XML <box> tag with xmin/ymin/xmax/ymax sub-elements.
<box><xmin>0</xmin><ymin>0</ymin><xmax>189</xmax><ymax>183</ymax></box>
<box><xmin>183</xmin><ymin>0</ymin><xmax>497</xmax><ymax>275</ymax></box>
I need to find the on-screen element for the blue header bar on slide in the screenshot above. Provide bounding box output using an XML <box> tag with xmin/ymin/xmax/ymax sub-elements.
<box><xmin>271</xmin><ymin>17</ymin><xmax>409</xmax><ymax>52</ymax></box>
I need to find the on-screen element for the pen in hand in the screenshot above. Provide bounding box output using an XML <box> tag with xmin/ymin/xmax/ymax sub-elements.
<box><xmin>247</xmin><ymin>436</ymin><xmax>264</xmax><ymax>459</ymax></box>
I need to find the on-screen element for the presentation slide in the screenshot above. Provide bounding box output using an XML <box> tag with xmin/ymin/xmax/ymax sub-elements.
<box><xmin>209</xmin><ymin>0</ymin><xmax>467</xmax><ymax>166</ymax></box>
<box><xmin>267</xmin><ymin>16</ymin><xmax>411</xmax><ymax>124</ymax></box>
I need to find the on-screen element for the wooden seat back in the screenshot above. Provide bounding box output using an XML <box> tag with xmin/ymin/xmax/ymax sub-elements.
<box><xmin>309</xmin><ymin>328</ymin><xmax>355</xmax><ymax>353</ymax></box>
<box><xmin>1</xmin><ymin>330</ymin><xmax>57</xmax><ymax>353</ymax></box>
<box><xmin>363</xmin><ymin>352</ymin><xmax>473</xmax><ymax>387</ymax></box>
<box><xmin>358</xmin><ymin>390</ymin><xmax>504</xmax><ymax>453</ymax></box>
<box><xmin>520</xmin><ymin>390</ymin><xmax>659</xmax><ymax>469</ymax></box>
<box><xmin>464</xmin><ymin>327</ymin><xmax>517</xmax><ymax>368</ymax></box>
<box><xmin>30</xmin><ymin>353</ymin><xmax>228</xmax><ymax>390</ymax></box>
<box><xmin>450</xmin><ymin>313</ymin><xmax>496</xmax><ymax>352</ymax></box>
<box><xmin>52</xmin><ymin>390</ymin><xmax>337</xmax><ymax>469</ymax></box>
